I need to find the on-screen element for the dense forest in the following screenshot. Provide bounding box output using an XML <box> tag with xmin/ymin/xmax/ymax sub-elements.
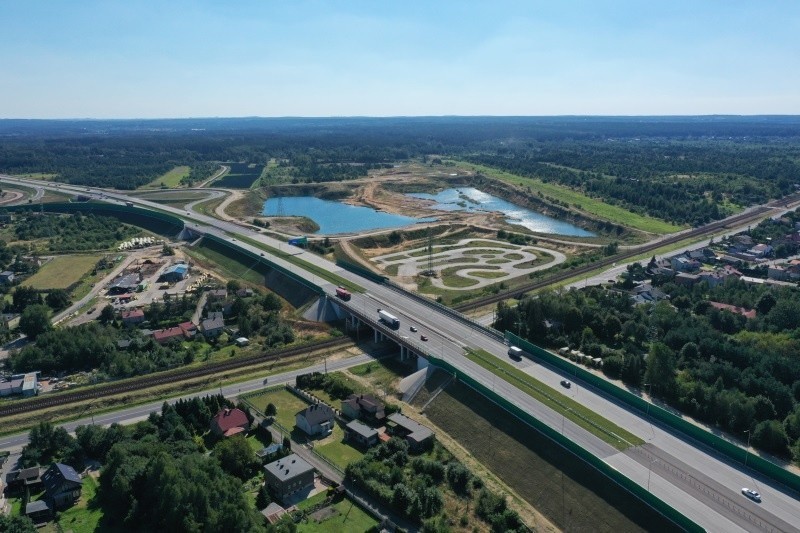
<box><xmin>14</xmin><ymin>212</ymin><xmax>139</xmax><ymax>251</ymax></box>
<box><xmin>2</xmin><ymin>118</ymin><xmax>799</xmax><ymax>224</ymax></box>
<box><xmin>496</xmin><ymin>277</ymin><xmax>800</xmax><ymax>463</ymax></box>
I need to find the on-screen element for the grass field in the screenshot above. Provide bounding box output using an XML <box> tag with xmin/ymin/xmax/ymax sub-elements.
<box><xmin>140</xmin><ymin>165</ymin><xmax>190</xmax><ymax>189</ymax></box>
<box><xmin>55</xmin><ymin>475</ymin><xmax>105</xmax><ymax>533</ymax></box>
<box><xmin>25</xmin><ymin>254</ymin><xmax>101</xmax><ymax>290</ymax></box>
<box><xmin>451</xmin><ymin>160</ymin><xmax>684</xmax><ymax>234</ymax></box>
<box><xmin>425</xmin><ymin>381</ymin><xmax>674</xmax><ymax>533</ymax></box>
<box><xmin>348</xmin><ymin>357</ymin><xmax>413</xmax><ymax>392</ymax></box>
<box><xmin>244</xmin><ymin>388</ymin><xmax>310</xmax><ymax>429</ymax></box>
<box><xmin>185</xmin><ymin>244</ymin><xmax>270</xmax><ymax>287</ymax></box>
<box><xmin>465</xmin><ymin>349</ymin><xmax>643</xmax><ymax>450</ymax></box>
<box><xmin>316</xmin><ymin>430</ymin><xmax>364</xmax><ymax>470</ymax></box>
<box><xmin>296</xmin><ymin>491</ymin><xmax>378</xmax><ymax>533</ymax></box>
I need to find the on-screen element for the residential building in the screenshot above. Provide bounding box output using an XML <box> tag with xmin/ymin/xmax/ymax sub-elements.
<box><xmin>152</xmin><ymin>326</ymin><xmax>186</xmax><ymax>345</ymax></box>
<box><xmin>709</xmin><ymin>301</ymin><xmax>757</xmax><ymax>320</ymax></box>
<box><xmin>670</xmin><ymin>256</ymin><xmax>701</xmax><ymax>273</ymax></box>
<box><xmin>295</xmin><ymin>403</ymin><xmax>334</xmax><ymax>437</ymax></box>
<box><xmin>5</xmin><ymin>466</ymin><xmax>42</xmax><ymax>493</ymax></box>
<box><xmin>178</xmin><ymin>321</ymin><xmax>197</xmax><ymax>338</ymax></box>
<box><xmin>263</xmin><ymin>454</ymin><xmax>315</xmax><ymax>501</ymax></box>
<box><xmin>201</xmin><ymin>311</ymin><xmax>224</xmax><ymax>338</ymax></box>
<box><xmin>25</xmin><ymin>500</ymin><xmax>52</xmax><ymax>523</ymax></box>
<box><xmin>749</xmin><ymin>244</ymin><xmax>773</xmax><ymax>258</ymax></box>
<box><xmin>121</xmin><ymin>308</ymin><xmax>145</xmax><ymax>326</ymax></box>
<box><xmin>41</xmin><ymin>463</ymin><xmax>82</xmax><ymax>510</ymax></box>
<box><xmin>341</xmin><ymin>393</ymin><xmax>386</xmax><ymax>423</ymax></box>
<box><xmin>344</xmin><ymin>420</ymin><xmax>379</xmax><ymax>449</ymax></box>
<box><xmin>0</xmin><ymin>271</ymin><xmax>15</xmax><ymax>284</ymax></box>
<box><xmin>674</xmin><ymin>273</ymin><xmax>699</xmax><ymax>287</ymax></box>
<box><xmin>386</xmin><ymin>413</ymin><xmax>434</xmax><ymax>452</ymax></box>
<box><xmin>210</xmin><ymin>407</ymin><xmax>250</xmax><ymax>437</ymax></box>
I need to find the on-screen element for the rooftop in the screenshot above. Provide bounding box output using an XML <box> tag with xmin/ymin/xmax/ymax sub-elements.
<box><xmin>346</xmin><ymin>420</ymin><xmax>378</xmax><ymax>440</ymax></box>
<box><xmin>387</xmin><ymin>413</ymin><xmax>433</xmax><ymax>443</ymax></box>
<box><xmin>264</xmin><ymin>453</ymin><xmax>314</xmax><ymax>481</ymax></box>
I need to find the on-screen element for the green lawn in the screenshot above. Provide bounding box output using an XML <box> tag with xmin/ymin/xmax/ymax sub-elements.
<box><xmin>296</xmin><ymin>492</ymin><xmax>378</xmax><ymax>533</ymax></box>
<box><xmin>316</xmin><ymin>433</ymin><xmax>364</xmax><ymax>470</ymax></box>
<box><xmin>185</xmin><ymin>244</ymin><xmax>269</xmax><ymax>286</ymax></box>
<box><xmin>464</xmin><ymin>349</ymin><xmax>644</xmax><ymax>450</ymax></box>
<box><xmin>244</xmin><ymin>388</ymin><xmax>310</xmax><ymax>429</ymax></box>
<box><xmin>140</xmin><ymin>165</ymin><xmax>190</xmax><ymax>189</ymax></box>
<box><xmin>55</xmin><ymin>475</ymin><xmax>104</xmax><ymax>533</ymax></box>
<box><xmin>451</xmin><ymin>160</ymin><xmax>684</xmax><ymax>234</ymax></box>
<box><xmin>348</xmin><ymin>358</ymin><xmax>413</xmax><ymax>391</ymax></box>
<box><xmin>25</xmin><ymin>254</ymin><xmax>101</xmax><ymax>290</ymax></box>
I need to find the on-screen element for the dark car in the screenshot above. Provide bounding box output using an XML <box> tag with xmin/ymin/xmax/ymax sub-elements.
<box><xmin>560</xmin><ymin>380</ymin><xmax>571</xmax><ymax>388</ymax></box>
<box><xmin>420</xmin><ymin>335</ymin><xmax>428</xmax><ymax>341</ymax></box>
<box><xmin>410</xmin><ymin>326</ymin><xmax>418</xmax><ymax>332</ymax></box>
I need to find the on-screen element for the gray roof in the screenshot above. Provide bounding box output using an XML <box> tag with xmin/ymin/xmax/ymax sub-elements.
<box><xmin>256</xmin><ymin>443</ymin><xmax>283</xmax><ymax>458</ymax></box>
<box><xmin>261</xmin><ymin>501</ymin><xmax>285</xmax><ymax>518</ymax></box>
<box><xmin>25</xmin><ymin>500</ymin><xmax>50</xmax><ymax>514</ymax></box>
<box><xmin>296</xmin><ymin>403</ymin><xmax>334</xmax><ymax>425</ymax></box>
<box><xmin>111</xmin><ymin>273</ymin><xmax>140</xmax><ymax>290</ymax></box>
<box><xmin>264</xmin><ymin>453</ymin><xmax>314</xmax><ymax>481</ymax></box>
<box><xmin>42</xmin><ymin>462</ymin><xmax>82</xmax><ymax>494</ymax></box>
<box><xmin>346</xmin><ymin>420</ymin><xmax>378</xmax><ymax>440</ymax></box>
<box><xmin>387</xmin><ymin>413</ymin><xmax>433</xmax><ymax>443</ymax></box>
<box><xmin>202</xmin><ymin>313</ymin><xmax>224</xmax><ymax>331</ymax></box>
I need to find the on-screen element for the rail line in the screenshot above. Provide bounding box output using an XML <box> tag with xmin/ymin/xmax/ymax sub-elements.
<box><xmin>455</xmin><ymin>193</ymin><xmax>800</xmax><ymax>312</ymax></box>
<box><xmin>0</xmin><ymin>337</ymin><xmax>352</xmax><ymax>418</ymax></box>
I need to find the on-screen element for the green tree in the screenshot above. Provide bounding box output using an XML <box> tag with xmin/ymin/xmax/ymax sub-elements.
<box><xmin>19</xmin><ymin>304</ymin><xmax>51</xmax><ymax>339</ymax></box>
<box><xmin>266</xmin><ymin>403</ymin><xmax>277</xmax><ymax>416</ymax></box>
<box><xmin>45</xmin><ymin>289</ymin><xmax>71</xmax><ymax>311</ymax></box>
<box><xmin>20</xmin><ymin>421</ymin><xmax>75</xmax><ymax>467</ymax></box>
<box><xmin>0</xmin><ymin>514</ymin><xmax>38</xmax><ymax>533</ymax></box>
<box><xmin>644</xmin><ymin>343</ymin><xmax>677</xmax><ymax>399</ymax></box>
<box><xmin>12</xmin><ymin>286</ymin><xmax>42</xmax><ymax>312</ymax></box>
<box><xmin>215</xmin><ymin>436</ymin><xmax>260</xmax><ymax>480</ymax></box>
<box><xmin>752</xmin><ymin>419</ymin><xmax>790</xmax><ymax>456</ymax></box>
<box><xmin>99</xmin><ymin>304</ymin><xmax>115</xmax><ymax>324</ymax></box>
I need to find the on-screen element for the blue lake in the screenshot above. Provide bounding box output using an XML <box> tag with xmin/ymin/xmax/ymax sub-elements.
<box><xmin>262</xmin><ymin>196</ymin><xmax>436</xmax><ymax>234</ymax></box>
<box><xmin>407</xmin><ymin>187</ymin><xmax>595</xmax><ymax>237</ymax></box>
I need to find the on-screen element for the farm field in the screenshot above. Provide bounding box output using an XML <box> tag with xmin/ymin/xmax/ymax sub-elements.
<box><xmin>140</xmin><ymin>165</ymin><xmax>190</xmax><ymax>189</ymax></box>
<box><xmin>213</xmin><ymin>162</ymin><xmax>265</xmax><ymax>188</ymax></box>
<box><xmin>423</xmin><ymin>381</ymin><xmax>675</xmax><ymax>532</ymax></box>
<box><xmin>451</xmin><ymin>160</ymin><xmax>684</xmax><ymax>234</ymax></box>
<box><xmin>25</xmin><ymin>254</ymin><xmax>101</xmax><ymax>290</ymax></box>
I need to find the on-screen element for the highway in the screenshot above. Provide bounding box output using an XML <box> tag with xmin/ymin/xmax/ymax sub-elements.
<box><xmin>2</xmin><ymin>175</ymin><xmax>799</xmax><ymax>532</ymax></box>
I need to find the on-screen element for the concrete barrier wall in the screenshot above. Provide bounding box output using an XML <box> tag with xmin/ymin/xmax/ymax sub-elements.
<box><xmin>505</xmin><ymin>332</ymin><xmax>800</xmax><ymax>494</ymax></box>
<box><xmin>428</xmin><ymin>355</ymin><xmax>704</xmax><ymax>532</ymax></box>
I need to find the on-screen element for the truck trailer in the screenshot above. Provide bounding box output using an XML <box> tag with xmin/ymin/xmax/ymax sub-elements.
<box><xmin>378</xmin><ymin>309</ymin><xmax>400</xmax><ymax>329</ymax></box>
<box><xmin>335</xmin><ymin>287</ymin><xmax>351</xmax><ymax>300</ymax></box>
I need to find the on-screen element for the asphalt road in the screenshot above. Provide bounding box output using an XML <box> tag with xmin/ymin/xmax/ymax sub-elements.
<box><xmin>2</xmin><ymin>175</ymin><xmax>799</xmax><ymax>532</ymax></box>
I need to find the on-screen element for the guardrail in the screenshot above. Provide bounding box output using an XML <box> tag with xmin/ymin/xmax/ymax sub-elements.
<box><xmin>427</xmin><ymin>355</ymin><xmax>705</xmax><ymax>533</ymax></box>
<box><xmin>505</xmin><ymin>332</ymin><xmax>800</xmax><ymax>494</ymax></box>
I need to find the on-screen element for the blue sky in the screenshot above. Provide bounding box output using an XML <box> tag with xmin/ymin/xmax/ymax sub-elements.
<box><xmin>1</xmin><ymin>1</ymin><xmax>798</xmax><ymax>118</ymax></box>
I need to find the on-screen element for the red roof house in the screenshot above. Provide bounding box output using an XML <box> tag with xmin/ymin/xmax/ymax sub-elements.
<box><xmin>121</xmin><ymin>309</ymin><xmax>145</xmax><ymax>326</ymax></box>
<box><xmin>152</xmin><ymin>326</ymin><xmax>185</xmax><ymax>344</ymax></box>
<box><xmin>211</xmin><ymin>408</ymin><xmax>250</xmax><ymax>437</ymax></box>
<box><xmin>709</xmin><ymin>301</ymin><xmax>757</xmax><ymax>320</ymax></box>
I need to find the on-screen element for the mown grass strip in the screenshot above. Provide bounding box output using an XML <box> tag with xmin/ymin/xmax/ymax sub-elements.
<box><xmin>450</xmin><ymin>160</ymin><xmax>684</xmax><ymax>234</ymax></box>
<box><xmin>233</xmin><ymin>233</ymin><xmax>364</xmax><ymax>293</ymax></box>
<box><xmin>464</xmin><ymin>349</ymin><xmax>644</xmax><ymax>450</ymax></box>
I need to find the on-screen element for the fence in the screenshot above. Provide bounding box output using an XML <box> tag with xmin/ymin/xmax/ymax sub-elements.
<box><xmin>427</xmin><ymin>355</ymin><xmax>704</xmax><ymax>533</ymax></box>
<box><xmin>505</xmin><ymin>332</ymin><xmax>800</xmax><ymax>494</ymax></box>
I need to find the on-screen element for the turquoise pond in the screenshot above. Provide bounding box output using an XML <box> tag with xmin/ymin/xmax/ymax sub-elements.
<box><xmin>262</xmin><ymin>196</ymin><xmax>435</xmax><ymax>234</ymax></box>
<box><xmin>407</xmin><ymin>187</ymin><xmax>594</xmax><ymax>237</ymax></box>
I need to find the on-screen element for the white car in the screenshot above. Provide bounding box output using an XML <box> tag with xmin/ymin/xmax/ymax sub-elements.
<box><xmin>741</xmin><ymin>488</ymin><xmax>761</xmax><ymax>502</ymax></box>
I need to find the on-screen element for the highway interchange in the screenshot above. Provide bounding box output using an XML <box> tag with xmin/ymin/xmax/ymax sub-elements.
<box><xmin>1</xmin><ymin>175</ymin><xmax>799</xmax><ymax>532</ymax></box>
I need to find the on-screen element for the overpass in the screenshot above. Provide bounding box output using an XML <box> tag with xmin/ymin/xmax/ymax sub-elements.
<box><xmin>2</xmin><ymin>175</ymin><xmax>800</xmax><ymax>532</ymax></box>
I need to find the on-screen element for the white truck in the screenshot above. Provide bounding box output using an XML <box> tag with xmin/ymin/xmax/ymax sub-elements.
<box><xmin>508</xmin><ymin>346</ymin><xmax>524</xmax><ymax>360</ymax></box>
<box><xmin>378</xmin><ymin>309</ymin><xmax>400</xmax><ymax>329</ymax></box>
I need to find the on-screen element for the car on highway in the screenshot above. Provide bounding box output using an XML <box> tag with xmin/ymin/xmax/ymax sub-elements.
<box><xmin>410</xmin><ymin>326</ymin><xmax>418</xmax><ymax>332</ymax></box>
<box><xmin>741</xmin><ymin>488</ymin><xmax>761</xmax><ymax>502</ymax></box>
<box><xmin>420</xmin><ymin>335</ymin><xmax>428</xmax><ymax>341</ymax></box>
<box><xmin>560</xmin><ymin>380</ymin><xmax>571</xmax><ymax>388</ymax></box>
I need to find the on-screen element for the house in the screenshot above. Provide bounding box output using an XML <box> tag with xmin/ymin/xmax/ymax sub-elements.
<box><xmin>674</xmin><ymin>273</ymin><xmax>699</xmax><ymax>287</ymax></box>
<box><xmin>698</xmin><ymin>271</ymin><xmax>725</xmax><ymax>288</ymax></box>
<box><xmin>263</xmin><ymin>454</ymin><xmax>315</xmax><ymax>501</ymax></box>
<box><xmin>709</xmin><ymin>301</ymin><xmax>757</xmax><ymax>320</ymax></box>
<box><xmin>207</xmin><ymin>289</ymin><xmax>228</xmax><ymax>299</ymax></box>
<box><xmin>386</xmin><ymin>413</ymin><xmax>434</xmax><ymax>452</ymax></box>
<box><xmin>748</xmin><ymin>244</ymin><xmax>773</xmax><ymax>258</ymax></box>
<box><xmin>344</xmin><ymin>420</ymin><xmax>379</xmax><ymax>449</ymax></box>
<box><xmin>0</xmin><ymin>271</ymin><xmax>15</xmax><ymax>284</ymax></box>
<box><xmin>630</xmin><ymin>283</ymin><xmax>668</xmax><ymax>306</ymax></box>
<box><xmin>178</xmin><ymin>321</ymin><xmax>197</xmax><ymax>338</ymax></box>
<box><xmin>670</xmin><ymin>256</ymin><xmax>701</xmax><ymax>273</ymax></box>
<box><xmin>341</xmin><ymin>393</ymin><xmax>386</xmax><ymax>423</ymax></box>
<box><xmin>295</xmin><ymin>403</ymin><xmax>334</xmax><ymax>437</ymax></box>
<box><xmin>201</xmin><ymin>311</ymin><xmax>224</xmax><ymax>338</ymax></box>
<box><xmin>152</xmin><ymin>326</ymin><xmax>186</xmax><ymax>344</ymax></box>
<box><xmin>41</xmin><ymin>463</ymin><xmax>82</xmax><ymax>510</ymax></box>
<box><xmin>256</xmin><ymin>443</ymin><xmax>283</xmax><ymax>463</ymax></box>
<box><xmin>236</xmin><ymin>288</ymin><xmax>254</xmax><ymax>298</ymax></box>
<box><xmin>5</xmin><ymin>466</ymin><xmax>42</xmax><ymax>492</ymax></box>
<box><xmin>121</xmin><ymin>308</ymin><xmax>145</xmax><ymax>326</ymax></box>
<box><xmin>25</xmin><ymin>500</ymin><xmax>52</xmax><ymax>523</ymax></box>
<box><xmin>160</xmin><ymin>264</ymin><xmax>189</xmax><ymax>282</ymax></box>
<box><xmin>261</xmin><ymin>502</ymin><xmax>290</xmax><ymax>524</ymax></box>
<box><xmin>211</xmin><ymin>407</ymin><xmax>250</xmax><ymax>437</ymax></box>
<box><xmin>768</xmin><ymin>265</ymin><xmax>790</xmax><ymax>281</ymax></box>
<box><xmin>108</xmin><ymin>273</ymin><xmax>140</xmax><ymax>295</ymax></box>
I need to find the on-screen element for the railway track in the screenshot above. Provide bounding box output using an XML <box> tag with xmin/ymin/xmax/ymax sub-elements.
<box><xmin>0</xmin><ymin>337</ymin><xmax>352</xmax><ymax>418</ymax></box>
<box><xmin>455</xmin><ymin>193</ymin><xmax>800</xmax><ymax>312</ymax></box>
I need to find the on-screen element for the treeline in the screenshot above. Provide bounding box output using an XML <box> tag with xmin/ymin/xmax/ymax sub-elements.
<box><xmin>14</xmin><ymin>212</ymin><xmax>139</xmax><ymax>251</ymax></box>
<box><xmin>496</xmin><ymin>278</ymin><xmax>800</xmax><ymax>462</ymax></box>
<box><xmin>346</xmin><ymin>438</ymin><xmax>525</xmax><ymax>531</ymax></box>
<box><xmin>18</xmin><ymin>397</ymin><xmax>276</xmax><ymax>532</ymax></box>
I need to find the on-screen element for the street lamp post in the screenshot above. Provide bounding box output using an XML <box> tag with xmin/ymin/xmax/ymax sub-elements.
<box><xmin>744</xmin><ymin>430</ymin><xmax>752</xmax><ymax>468</ymax></box>
<box><xmin>644</xmin><ymin>382</ymin><xmax>653</xmax><ymax>417</ymax></box>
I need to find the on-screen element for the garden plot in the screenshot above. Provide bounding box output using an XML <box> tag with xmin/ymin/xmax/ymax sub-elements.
<box><xmin>372</xmin><ymin>238</ymin><xmax>566</xmax><ymax>290</ymax></box>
